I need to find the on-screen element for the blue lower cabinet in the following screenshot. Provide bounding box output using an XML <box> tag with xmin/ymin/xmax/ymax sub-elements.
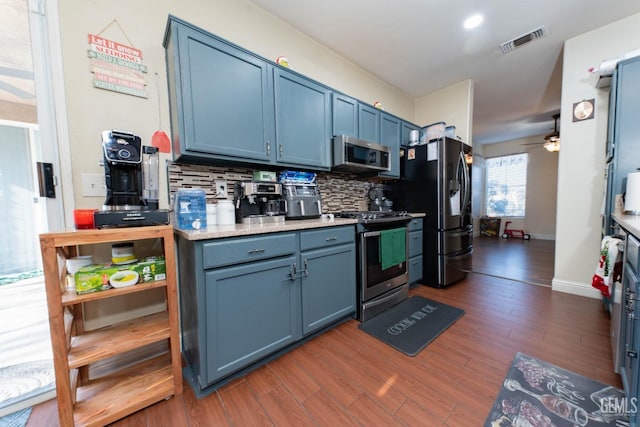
<box><xmin>407</xmin><ymin>218</ymin><xmax>424</xmax><ymax>284</ymax></box>
<box><xmin>301</xmin><ymin>244</ymin><xmax>356</xmax><ymax>335</ymax></box>
<box><xmin>204</xmin><ymin>255</ymin><xmax>300</xmax><ymax>385</ymax></box>
<box><xmin>176</xmin><ymin>225</ymin><xmax>356</xmax><ymax>395</ymax></box>
<box><xmin>408</xmin><ymin>255</ymin><xmax>423</xmax><ymax>285</ymax></box>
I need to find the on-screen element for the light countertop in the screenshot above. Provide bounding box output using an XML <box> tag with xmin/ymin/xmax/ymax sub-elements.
<box><xmin>613</xmin><ymin>212</ymin><xmax>640</xmax><ymax>237</ymax></box>
<box><xmin>174</xmin><ymin>212</ymin><xmax>425</xmax><ymax>241</ymax></box>
<box><xmin>174</xmin><ymin>217</ymin><xmax>358</xmax><ymax>240</ymax></box>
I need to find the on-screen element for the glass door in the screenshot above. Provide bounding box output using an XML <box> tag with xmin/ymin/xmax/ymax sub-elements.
<box><xmin>0</xmin><ymin>0</ymin><xmax>66</xmax><ymax>416</ymax></box>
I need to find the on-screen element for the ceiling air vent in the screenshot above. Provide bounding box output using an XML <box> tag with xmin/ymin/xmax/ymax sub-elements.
<box><xmin>499</xmin><ymin>26</ymin><xmax>546</xmax><ymax>54</ymax></box>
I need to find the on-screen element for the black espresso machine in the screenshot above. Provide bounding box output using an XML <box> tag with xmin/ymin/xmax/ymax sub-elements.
<box><xmin>94</xmin><ymin>130</ymin><xmax>170</xmax><ymax>228</ymax></box>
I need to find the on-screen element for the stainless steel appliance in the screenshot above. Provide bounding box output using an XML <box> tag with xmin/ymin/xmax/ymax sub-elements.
<box><xmin>393</xmin><ymin>137</ymin><xmax>472</xmax><ymax>287</ymax></box>
<box><xmin>94</xmin><ymin>130</ymin><xmax>170</xmax><ymax>228</ymax></box>
<box><xmin>332</xmin><ymin>135</ymin><xmax>391</xmax><ymax>173</ymax></box>
<box><xmin>337</xmin><ymin>211</ymin><xmax>412</xmax><ymax>322</ymax></box>
<box><xmin>234</xmin><ymin>181</ymin><xmax>287</xmax><ymax>224</ymax></box>
<box><xmin>282</xmin><ymin>183</ymin><xmax>322</xmax><ymax>219</ymax></box>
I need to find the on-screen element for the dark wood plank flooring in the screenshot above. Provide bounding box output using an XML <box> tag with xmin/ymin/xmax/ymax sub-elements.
<box><xmin>471</xmin><ymin>236</ymin><xmax>555</xmax><ymax>286</ymax></box>
<box><xmin>28</xmin><ymin>238</ymin><xmax>620</xmax><ymax>426</ymax></box>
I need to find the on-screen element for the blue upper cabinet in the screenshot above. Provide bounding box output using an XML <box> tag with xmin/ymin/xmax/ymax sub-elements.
<box><xmin>358</xmin><ymin>104</ymin><xmax>380</xmax><ymax>143</ymax></box>
<box><xmin>401</xmin><ymin>121</ymin><xmax>420</xmax><ymax>147</ymax></box>
<box><xmin>332</xmin><ymin>93</ymin><xmax>358</xmax><ymax>137</ymax></box>
<box><xmin>165</xmin><ymin>21</ymin><xmax>273</xmax><ymax>163</ymax></box>
<box><xmin>273</xmin><ymin>68</ymin><xmax>331</xmax><ymax>169</ymax></box>
<box><xmin>379</xmin><ymin>112</ymin><xmax>401</xmax><ymax>178</ymax></box>
<box><xmin>164</xmin><ymin>17</ymin><xmax>330</xmax><ymax>170</ymax></box>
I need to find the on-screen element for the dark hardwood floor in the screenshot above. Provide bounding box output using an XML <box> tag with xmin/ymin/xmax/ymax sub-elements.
<box><xmin>28</xmin><ymin>237</ymin><xmax>620</xmax><ymax>426</ymax></box>
<box><xmin>471</xmin><ymin>236</ymin><xmax>556</xmax><ymax>286</ymax></box>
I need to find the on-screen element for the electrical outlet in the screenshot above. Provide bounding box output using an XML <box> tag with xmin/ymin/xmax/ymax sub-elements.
<box><xmin>215</xmin><ymin>180</ymin><xmax>228</xmax><ymax>198</ymax></box>
<box><xmin>81</xmin><ymin>173</ymin><xmax>105</xmax><ymax>197</ymax></box>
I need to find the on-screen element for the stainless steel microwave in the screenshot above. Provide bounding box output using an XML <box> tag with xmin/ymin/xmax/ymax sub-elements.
<box><xmin>332</xmin><ymin>135</ymin><xmax>391</xmax><ymax>173</ymax></box>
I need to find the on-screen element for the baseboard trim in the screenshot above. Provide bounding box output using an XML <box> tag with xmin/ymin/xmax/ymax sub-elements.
<box><xmin>551</xmin><ymin>278</ymin><xmax>602</xmax><ymax>300</ymax></box>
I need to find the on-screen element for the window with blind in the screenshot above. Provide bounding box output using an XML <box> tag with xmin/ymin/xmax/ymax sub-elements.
<box><xmin>485</xmin><ymin>153</ymin><xmax>528</xmax><ymax>217</ymax></box>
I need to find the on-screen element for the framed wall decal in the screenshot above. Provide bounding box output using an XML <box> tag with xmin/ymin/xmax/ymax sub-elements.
<box><xmin>572</xmin><ymin>99</ymin><xmax>595</xmax><ymax>122</ymax></box>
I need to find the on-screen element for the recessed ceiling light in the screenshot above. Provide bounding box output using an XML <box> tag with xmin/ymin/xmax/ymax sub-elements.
<box><xmin>464</xmin><ymin>14</ymin><xmax>484</xmax><ymax>30</ymax></box>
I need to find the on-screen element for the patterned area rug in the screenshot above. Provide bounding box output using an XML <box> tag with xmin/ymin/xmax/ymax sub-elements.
<box><xmin>0</xmin><ymin>408</ymin><xmax>32</xmax><ymax>427</ymax></box>
<box><xmin>0</xmin><ymin>361</ymin><xmax>55</xmax><ymax>411</ymax></box>
<box><xmin>485</xmin><ymin>353</ymin><xmax>629</xmax><ymax>426</ymax></box>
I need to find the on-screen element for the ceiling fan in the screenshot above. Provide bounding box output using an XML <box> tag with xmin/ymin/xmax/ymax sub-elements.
<box><xmin>521</xmin><ymin>113</ymin><xmax>560</xmax><ymax>152</ymax></box>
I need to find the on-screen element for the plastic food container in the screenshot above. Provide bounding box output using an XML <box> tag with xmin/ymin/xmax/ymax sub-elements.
<box><xmin>216</xmin><ymin>200</ymin><xmax>235</xmax><ymax>225</ymax></box>
<box><xmin>112</xmin><ymin>242</ymin><xmax>136</xmax><ymax>264</ymax></box>
<box><xmin>423</xmin><ymin>122</ymin><xmax>446</xmax><ymax>142</ymax></box>
<box><xmin>445</xmin><ymin>125</ymin><xmax>456</xmax><ymax>139</ymax></box>
<box><xmin>175</xmin><ymin>188</ymin><xmax>207</xmax><ymax>230</ymax></box>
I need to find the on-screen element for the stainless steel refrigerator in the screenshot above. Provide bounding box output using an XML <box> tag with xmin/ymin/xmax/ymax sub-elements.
<box><xmin>393</xmin><ymin>137</ymin><xmax>472</xmax><ymax>288</ymax></box>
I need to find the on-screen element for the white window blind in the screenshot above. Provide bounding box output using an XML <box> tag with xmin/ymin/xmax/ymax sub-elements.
<box><xmin>485</xmin><ymin>153</ymin><xmax>528</xmax><ymax>217</ymax></box>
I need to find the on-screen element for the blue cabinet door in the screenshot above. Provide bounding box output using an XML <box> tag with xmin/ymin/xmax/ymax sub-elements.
<box><xmin>332</xmin><ymin>93</ymin><xmax>358</xmax><ymax>137</ymax></box>
<box><xmin>612</xmin><ymin>58</ymin><xmax>640</xmax><ymax>203</ymax></box>
<box><xmin>171</xmin><ymin>23</ymin><xmax>273</xmax><ymax>162</ymax></box>
<box><xmin>300</xmin><ymin>244</ymin><xmax>356</xmax><ymax>335</ymax></box>
<box><xmin>273</xmin><ymin>68</ymin><xmax>331</xmax><ymax>169</ymax></box>
<box><xmin>204</xmin><ymin>255</ymin><xmax>300</xmax><ymax>385</ymax></box>
<box><xmin>379</xmin><ymin>112</ymin><xmax>401</xmax><ymax>178</ymax></box>
<box><xmin>401</xmin><ymin>121</ymin><xmax>420</xmax><ymax>147</ymax></box>
<box><xmin>358</xmin><ymin>104</ymin><xmax>380</xmax><ymax>143</ymax></box>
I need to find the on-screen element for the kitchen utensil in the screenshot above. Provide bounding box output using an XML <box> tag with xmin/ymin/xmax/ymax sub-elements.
<box><xmin>152</xmin><ymin>72</ymin><xmax>171</xmax><ymax>153</ymax></box>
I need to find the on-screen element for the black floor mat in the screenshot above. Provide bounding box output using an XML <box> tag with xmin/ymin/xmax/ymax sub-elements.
<box><xmin>358</xmin><ymin>296</ymin><xmax>464</xmax><ymax>356</ymax></box>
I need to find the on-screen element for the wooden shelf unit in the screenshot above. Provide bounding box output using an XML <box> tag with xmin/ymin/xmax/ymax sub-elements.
<box><xmin>39</xmin><ymin>225</ymin><xmax>182</xmax><ymax>426</ymax></box>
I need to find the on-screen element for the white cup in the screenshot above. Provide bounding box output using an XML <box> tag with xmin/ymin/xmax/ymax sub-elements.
<box><xmin>66</xmin><ymin>255</ymin><xmax>93</xmax><ymax>290</ymax></box>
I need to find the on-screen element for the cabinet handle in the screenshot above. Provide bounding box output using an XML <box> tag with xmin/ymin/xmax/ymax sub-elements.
<box><xmin>628</xmin><ymin>350</ymin><xmax>638</xmax><ymax>359</ymax></box>
<box><xmin>325</xmin><ymin>236</ymin><xmax>337</xmax><ymax>241</ymax></box>
<box><xmin>302</xmin><ymin>259</ymin><xmax>309</xmax><ymax>277</ymax></box>
<box><xmin>279</xmin><ymin>144</ymin><xmax>284</xmax><ymax>156</ymax></box>
<box><xmin>412</xmin><ymin>235</ymin><xmax>419</xmax><ymax>239</ymax></box>
<box><xmin>266</xmin><ymin>141</ymin><xmax>271</xmax><ymax>156</ymax></box>
<box><xmin>290</xmin><ymin>262</ymin><xmax>297</xmax><ymax>280</ymax></box>
<box><xmin>248</xmin><ymin>248</ymin><xmax>266</xmax><ymax>255</ymax></box>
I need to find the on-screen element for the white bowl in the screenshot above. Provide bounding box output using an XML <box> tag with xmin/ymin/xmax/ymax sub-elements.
<box><xmin>109</xmin><ymin>270</ymin><xmax>139</xmax><ymax>288</ymax></box>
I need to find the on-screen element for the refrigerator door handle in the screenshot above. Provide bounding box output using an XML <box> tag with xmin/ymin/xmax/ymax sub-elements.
<box><xmin>458</xmin><ymin>151</ymin><xmax>470</xmax><ymax>217</ymax></box>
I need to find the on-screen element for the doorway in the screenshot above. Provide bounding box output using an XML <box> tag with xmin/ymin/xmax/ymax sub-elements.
<box><xmin>471</xmin><ymin>236</ymin><xmax>555</xmax><ymax>286</ymax></box>
<box><xmin>0</xmin><ymin>0</ymin><xmax>67</xmax><ymax>416</ymax></box>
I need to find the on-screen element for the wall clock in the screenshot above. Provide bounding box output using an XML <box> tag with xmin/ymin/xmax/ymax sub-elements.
<box><xmin>573</xmin><ymin>99</ymin><xmax>595</xmax><ymax>122</ymax></box>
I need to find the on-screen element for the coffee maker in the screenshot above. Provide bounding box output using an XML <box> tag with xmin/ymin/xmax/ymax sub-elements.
<box><xmin>94</xmin><ymin>130</ymin><xmax>170</xmax><ymax>228</ymax></box>
<box><xmin>234</xmin><ymin>181</ymin><xmax>287</xmax><ymax>224</ymax></box>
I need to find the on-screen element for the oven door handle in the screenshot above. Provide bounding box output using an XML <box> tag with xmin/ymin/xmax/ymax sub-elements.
<box><xmin>363</xmin><ymin>230</ymin><xmax>382</xmax><ymax>238</ymax></box>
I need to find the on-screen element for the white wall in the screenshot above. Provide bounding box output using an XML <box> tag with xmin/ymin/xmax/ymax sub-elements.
<box><xmin>414</xmin><ymin>79</ymin><xmax>474</xmax><ymax>145</ymax></box>
<box><xmin>481</xmin><ymin>135</ymin><xmax>558</xmax><ymax>240</ymax></box>
<box><xmin>56</xmin><ymin>0</ymin><xmax>416</xmax><ymax>210</ymax></box>
<box><xmin>554</xmin><ymin>12</ymin><xmax>640</xmax><ymax>298</ymax></box>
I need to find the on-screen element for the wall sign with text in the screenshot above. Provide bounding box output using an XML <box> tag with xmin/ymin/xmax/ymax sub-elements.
<box><xmin>88</xmin><ymin>33</ymin><xmax>148</xmax><ymax>98</ymax></box>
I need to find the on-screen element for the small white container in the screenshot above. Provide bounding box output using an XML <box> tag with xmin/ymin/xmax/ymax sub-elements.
<box><xmin>66</xmin><ymin>255</ymin><xmax>93</xmax><ymax>290</ymax></box>
<box><xmin>206</xmin><ymin>204</ymin><xmax>217</xmax><ymax>226</ymax></box>
<box><xmin>216</xmin><ymin>200</ymin><xmax>235</xmax><ymax>225</ymax></box>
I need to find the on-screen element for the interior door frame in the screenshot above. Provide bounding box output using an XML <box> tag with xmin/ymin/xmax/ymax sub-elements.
<box><xmin>28</xmin><ymin>0</ymin><xmax>73</xmax><ymax>231</ymax></box>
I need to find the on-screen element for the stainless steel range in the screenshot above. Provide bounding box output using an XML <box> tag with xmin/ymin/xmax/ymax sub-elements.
<box><xmin>337</xmin><ymin>211</ymin><xmax>412</xmax><ymax>322</ymax></box>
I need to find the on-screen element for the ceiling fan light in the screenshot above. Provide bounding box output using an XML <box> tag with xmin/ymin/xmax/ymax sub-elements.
<box><xmin>543</xmin><ymin>140</ymin><xmax>560</xmax><ymax>152</ymax></box>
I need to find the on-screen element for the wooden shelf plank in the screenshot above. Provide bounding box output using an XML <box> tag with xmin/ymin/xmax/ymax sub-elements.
<box><xmin>73</xmin><ymin>354</ymin><xmax>175</xmax><ymax>427</ymax></box>
<box><xmin>68</xmin><ymin>312</ymin><xmax>170</xmax><ymax>369</ymax></box>
<box><xmin>41</xmin><ymin>225</ymin><xmax>172</xmax><ymax>247</ymax></box>
<box><xmin>62</xmin><ymin>280</ymin><xmax>167</xmax><ymax>306</ymax></box>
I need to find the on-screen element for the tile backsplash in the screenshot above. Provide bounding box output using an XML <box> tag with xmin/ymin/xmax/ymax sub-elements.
<box><xmin>168</xmin><ymin>162</ymin><xmax>391</xmax><ymax>213</ymax></box>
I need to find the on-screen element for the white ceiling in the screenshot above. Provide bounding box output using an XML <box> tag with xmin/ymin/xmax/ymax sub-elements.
<box><xmin>248</xmin><ymin>0</ymin><xmax>640</xmax><ymax>144</ymax></box>
<box><xmin>2</xmin><ymin>2</ymin><xmax>640</xmax><ymax>143</ymax></box>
